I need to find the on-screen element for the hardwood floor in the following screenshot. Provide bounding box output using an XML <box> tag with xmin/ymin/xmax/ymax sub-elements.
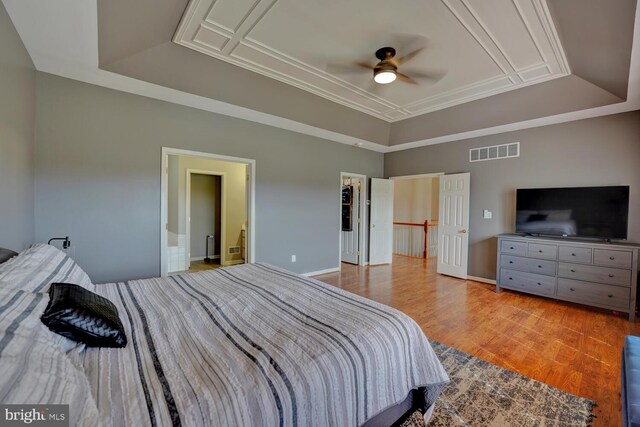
<box><xmin>314</xmin><ymin>255</ymin><xmax>640</xmax><ymax>426</ymax></box>
<box><xmin>169</xmin><ymin>260</ymin><xmax>229</xmax><ymax>275</ymax></box>
<box><xmin>188</xmin><ymin>260</ymin><xmax>222</xmax><ymax>272</ymax></box>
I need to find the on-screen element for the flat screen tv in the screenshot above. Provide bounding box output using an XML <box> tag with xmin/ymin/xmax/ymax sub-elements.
<box><xmin>515</xmin><ymin>186</ymin><xmax>629</xmax><ymax>240</ymax></box>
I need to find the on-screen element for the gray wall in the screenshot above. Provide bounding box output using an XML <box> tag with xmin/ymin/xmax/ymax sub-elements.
<box><xmin>190</xmin><ymin>174</ymin><xmax>221</xmax><ymax>259</ymax></box>
<box><xmin>0</xmin><ymin>2</ymin><xmax>35</xmax><ymax>251</ymax></box>
<box><xmin>385</xmin><ymin>111</ymin><xmax>640</xmax><ymax>280</ymax></box>
<box><xmin>34</xmin><ymin>73</ymin><xmax>383</xmax><ymax>283</ymax></box>
<box><xmin>167</xmin><ymin>154</ymin><xmax>179</xmax><ymax>234</ymax></box>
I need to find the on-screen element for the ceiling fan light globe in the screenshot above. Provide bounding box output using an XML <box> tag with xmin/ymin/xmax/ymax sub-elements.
<box><xmin>374</xmin><ymin>70</ymin><xmax>396</xmax><ymax>84</ymax></box>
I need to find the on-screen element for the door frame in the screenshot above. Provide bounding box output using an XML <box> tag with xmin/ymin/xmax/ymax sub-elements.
<box><xmin>186</xmin><ymin>169</ymin><xmax>226</xmax><ymax>268</ymax></box>
<box><xmin>339</xmin><ymin>172</ymin><xmax>367</xmax><ymax>266</ymax></box>
<box><xmin>389</xmin><ymin>172</ymin><xmax>445</xmax><ymax>181</ymax></box>
<box><xmin>160</xmin><ymin>147</ymin><xmax>256</xmax><ymax>277</ymax></box>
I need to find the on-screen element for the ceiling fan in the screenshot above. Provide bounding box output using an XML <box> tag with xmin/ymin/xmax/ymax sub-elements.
<box><xmin>328</xmin><ymin>43</ymin><xmax>444</xmax><ymax>86</ymax></box>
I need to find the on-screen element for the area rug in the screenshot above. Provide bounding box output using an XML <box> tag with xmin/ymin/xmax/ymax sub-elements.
<box><xmin>401</xmin><ymin>340</ymin><xmax>596</xmax><ymax>427</ymax></box>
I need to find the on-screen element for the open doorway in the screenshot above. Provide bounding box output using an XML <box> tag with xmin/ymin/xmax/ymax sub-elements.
<box><xmin>187</xmin><ymin>171</ymin><xmax>223</xmax><ymax>271</ymax></box>
<box><xmin>391</xmin><ymin>173</ymin><xmax>443</xmax><ymax>261</ymax></box>
<box><xmin>161</xmin><ymin>148</ymin><xmax>255</xmax><ymax>277</ymax></box>
<box><xmin>340</xmin><ymin>173</ymin><xmax>367</xmax><ymax>266</ymax></box>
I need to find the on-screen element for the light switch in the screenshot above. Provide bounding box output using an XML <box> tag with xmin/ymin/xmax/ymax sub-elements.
<box><xmin>483</xmin><ymin>209</ymin><xmax>493</xmax><ymax>219</ymax></box>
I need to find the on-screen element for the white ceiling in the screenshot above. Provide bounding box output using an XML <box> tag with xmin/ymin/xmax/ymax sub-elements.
<box><xmin>174</xmin><ymin>0</ymin><xmax>570</xmax><ymax>121</ymax></box>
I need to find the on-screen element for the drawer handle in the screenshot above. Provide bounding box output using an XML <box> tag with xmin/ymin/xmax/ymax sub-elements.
<box><xmin>510</xmin><ymin>246</ymin><xmax>515</xmax><ymax>250</ymax></box>
<box><xmin>509</xmin><ymin>277</ymin><xmax>513</xmax><ymax>280</ymax></box>
<box><xmin>609</xmin><ymin>256</ymin><xmax>615</xmax><ymax>260</ymax></box>
<box><xmin>570</xmin><ymin>288</ymin><xmax>575</xmax><ymax>291</ymax></box>
<box><xmin>570</xmin><ymin>269</ymin><xmax>576</xmax><ymax>273</ymax></box>
<box><xmin>608</xmin><ymin>294</ymin><xmax>613</xmax><ymax>298</ymax></box>
<box><xmin>571</xmin><ymin>253</ymin><xmax>576</xmax><ymax>256</ymax></box>
<box><xmin>608</xmin><ymin>274</ymin><xmax>614</xmax><ymax>278</ymax></box>
<box><xmin>537</xmin><ymin>282</ymin><xmax>542</xmax><ymax>286</ymax></box>
<box><xmin>538</xmin><ymin>265</ymin><xmax>542</xmax><ymax>268</ymax></box>
<box><xmin>509</xmin><ymin>261</ymin><xmax>514</xmax><ymax>264</ymax></box>
<box><xmin>538</xmin><ymin>250</ymin><xmax>543</xmax><ymax>253</ymax></box>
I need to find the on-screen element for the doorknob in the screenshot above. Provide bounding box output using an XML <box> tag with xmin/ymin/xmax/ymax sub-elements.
<box><xmin>459</xmin><ymin>229</ymin><xmax>467</xmax><ymax>234</ymax></box>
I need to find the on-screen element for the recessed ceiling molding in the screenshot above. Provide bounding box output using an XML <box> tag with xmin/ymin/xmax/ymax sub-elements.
<box><xmin>518</xmin><ymin>63</ymin><xmax>551</xmax><ymax>82</ymax></box>
<box><xmin>3</xmin><ymin>0</ymin><xmax>639</xmax><ymax>156</ymax></box>
<box><xmin>174</xmin><ymin>0</ymin><xmax>571</xmax><ymax>122</ymax></box>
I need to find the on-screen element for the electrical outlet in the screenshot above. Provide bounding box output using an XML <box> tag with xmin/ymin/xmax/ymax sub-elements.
<box><xmin>291</xmin><ymin>255</ymin><xmax>296</xmax><ymax>263</ymax></box>
<box><xmin>483</xmin><ymin>209</ymin><xmax>493</xmax><ymax>219</ymax></box>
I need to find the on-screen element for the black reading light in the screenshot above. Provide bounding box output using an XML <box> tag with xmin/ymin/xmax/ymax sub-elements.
<box><xmin>48</xmin><ymin>236</ymin><xmax>71</xmax><ymax>249</ymax></box>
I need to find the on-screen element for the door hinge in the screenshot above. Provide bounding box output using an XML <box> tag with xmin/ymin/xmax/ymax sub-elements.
<box><xmin>357</xmin><ymin>251</ymin><xmax>361</xmax><ymax>256</ymax></box>
<box><xmin>357</xmin><ymin>218</ymin><xmax>361</xmax><ymax>224</ymax></box>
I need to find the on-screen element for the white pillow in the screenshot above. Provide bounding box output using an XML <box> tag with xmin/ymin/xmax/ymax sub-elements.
<box><xmin>0</xmin><ymin>289</ymin><xmax>101</xmax><ymax>426</ymax></box>
<box><xmin>0</xmin><ymin>243</ymin><xmax>93</xmax><ymax>292</ymax></box>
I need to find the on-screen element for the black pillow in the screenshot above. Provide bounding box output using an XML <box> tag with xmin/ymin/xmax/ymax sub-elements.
<box><xmin>0</xmin><ymin>248</ymin><xmax>18</xmax><ymax>264</ymax></box>
<box><xmin>527</xmin><ymin>214</ymin><xmax>548</xmax><ymax>222</ymax></box>
<box><xmin>41</xmin><ymin>283</ymin><xmax>127</xmax><ymax>348</ymax></box>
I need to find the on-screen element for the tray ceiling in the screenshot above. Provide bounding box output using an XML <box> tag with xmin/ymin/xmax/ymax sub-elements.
<box><xmin>174</xmin><ymin>0</ymin><xmax>570</xmax><ymax>122</ymax></box>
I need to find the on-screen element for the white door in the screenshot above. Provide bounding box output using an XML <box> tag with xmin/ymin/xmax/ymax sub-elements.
<box><xmin>369</xmin><ymin>178</ymin><xmax>394</xmax><ymax>265</ymax></box>
<box><xmin>437</xmin><ymin>173</ymin><xmax>470</xmax><ymax>279</ymax></box>
<box><xmin>341</xmin><ymin>180</ymin><xmax>360</xmax><ymax>264</ymax></box>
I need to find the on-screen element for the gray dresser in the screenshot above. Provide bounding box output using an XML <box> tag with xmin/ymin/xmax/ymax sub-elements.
<box><xmin>496</xmin><ymin>234</ymin><xmax>640</xmax><ymax>322</ymax></box>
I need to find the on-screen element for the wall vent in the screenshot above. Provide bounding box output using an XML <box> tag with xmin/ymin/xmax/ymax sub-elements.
<box><xmin>228</xmin><ymin>246</ymin><xmax>241</xmax><ymax>255</ymax></box>
<box><xmin>469</xmin><ymin>142</ymin><xmax>519</xmax><ymax>162</ymax></box>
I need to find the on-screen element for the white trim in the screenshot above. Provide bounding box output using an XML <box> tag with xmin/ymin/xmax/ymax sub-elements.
<box><xmin>160</xmin><ymin>147</ymin><xmax>256</xmax><ymax>277</ymax></box>
<box><xmin>389</xmin><ymin>172</ymin><xmax>445</xmax><ymax>180</ymax></box>
<box><xmin>303</xmin><ymin>267</ymin><xmax>341</xmax><ymax>277</ymax></box>
<box><xmin>467</xmin><ymin>275</ymin><xmax>497</xmax><ymax>285</ymax></box>
<box><xmin>339</xmin><ymin>172</ymin><xmax>368</xmax><ymax>266</ymax></box>
<box><xmin>186</xmin><ymin>169</ymin><xmax>226</xmax><ymax>269</ymax></box>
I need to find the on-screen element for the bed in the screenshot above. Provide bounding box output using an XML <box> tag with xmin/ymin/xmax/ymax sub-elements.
<box><xmin>0</xmin><ymin>244</ymin><xmax>449</xmax><ymax>426</ymax></box>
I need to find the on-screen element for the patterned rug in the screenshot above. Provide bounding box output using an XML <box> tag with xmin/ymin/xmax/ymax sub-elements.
<box><xmin>401</xmin><ymin>341</ymin><xmax>596</xmax><ymax>427</ymax></box>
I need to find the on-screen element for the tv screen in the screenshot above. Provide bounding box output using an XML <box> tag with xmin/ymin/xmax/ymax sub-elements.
<box><xmin>515</xmin><ymin>186</ymin><xmax>629</xmax><ymax>239</ymax></box>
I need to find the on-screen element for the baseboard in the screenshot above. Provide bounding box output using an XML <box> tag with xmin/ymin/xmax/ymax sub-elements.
<box><xmin>303</xmin><ymin>267</ymin><xmax>341</xmax><ymax>277</ymax></box>
<box><xmin>467</xmin><ymin>275</ymin><xmax>496</xmax><ymax>285</ymax></box>
<box><xmin>222</xmin><ymin>259</ymin><xmax>245</xmax><ymax>266</ymax></box>
<box><xmin>190</xmin><ymin>255</ymin><xmax>220</xmax><ymax>262</ymax></box>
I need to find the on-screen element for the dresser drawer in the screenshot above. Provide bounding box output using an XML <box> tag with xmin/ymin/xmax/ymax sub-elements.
<box><xmin>558</xmin><ymin>246</ymin><xmax>592</xmax><ymax>264</ymax></box>
<box><xmin>500</xmin><ymin>268</ymin><xmax>556</xmax><ymax>297</ymax></box>
<box><xmin>500</xmin><ymin>240</ymin><xmax>527</xmax><ymax>256</ymax></box>
<box><xmin>528</xmin><ymin>243</ymin><xmax>557</xmax><ymax>260</ymax></box>
<box><xmin>557</xmin><ymin>278</ymin><xmax>630</xmax><ymax>309</ymax></box>
<box><xmin>501</xmin><ymin>255</ymin><xmax>556</xmax><ymax>276</ymax></box>
<box><xmin>593</xmin><ymin>249</ymin><xmax>633</xmax><ymax>269</ymax></box>
<box><xmin>558</xmin><ymin>262</ymin><xmax>631</xmax><ymax>287</ymax></box>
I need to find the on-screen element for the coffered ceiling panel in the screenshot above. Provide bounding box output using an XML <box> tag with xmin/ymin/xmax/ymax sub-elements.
<box><xmin>174</xmin><ymin>0</ymin><xmax>570</xmax><ymax>122</ymax></box>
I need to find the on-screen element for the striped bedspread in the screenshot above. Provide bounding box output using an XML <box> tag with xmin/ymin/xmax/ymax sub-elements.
<box><xmin>76</xmin><ymin>263</ymin><xmax>449</xmax><ymax>426</ymax></box>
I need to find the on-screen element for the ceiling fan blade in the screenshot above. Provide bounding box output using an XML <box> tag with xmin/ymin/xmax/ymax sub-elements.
<box><xmin>356</xmin><ymin>61</ymin><xmax>375</xmax><ymax>70</ymax></box>
<box><xmin>397</xmin><ymin>72</ymin><xmax>419</xmax><ymax>85</ymax></box>
<box><xmin>401</xmin><ymin>68</ymin><xmax>447</xmax><ymax>82</ymax></box>
<box><xmin>396</xmin><ymin>47</ymin><xmax>425</xmax><ymax>65</ymax></box>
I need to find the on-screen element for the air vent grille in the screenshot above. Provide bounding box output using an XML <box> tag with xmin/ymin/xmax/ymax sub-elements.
<box><xmin>469</xmin><ymin>142</ymin><xmax>519</xmax><ymax>163</ymax></box>
<box><xmin>228</xmin><ymin>246</ymin><xmax>241</xmax><ymax>255</ymax></box>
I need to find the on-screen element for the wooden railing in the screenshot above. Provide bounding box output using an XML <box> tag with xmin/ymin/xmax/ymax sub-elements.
<box><xmin>393</xmin><ymin>220</ymin><xmax>439</xmax><ymax>258</ymax></box>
